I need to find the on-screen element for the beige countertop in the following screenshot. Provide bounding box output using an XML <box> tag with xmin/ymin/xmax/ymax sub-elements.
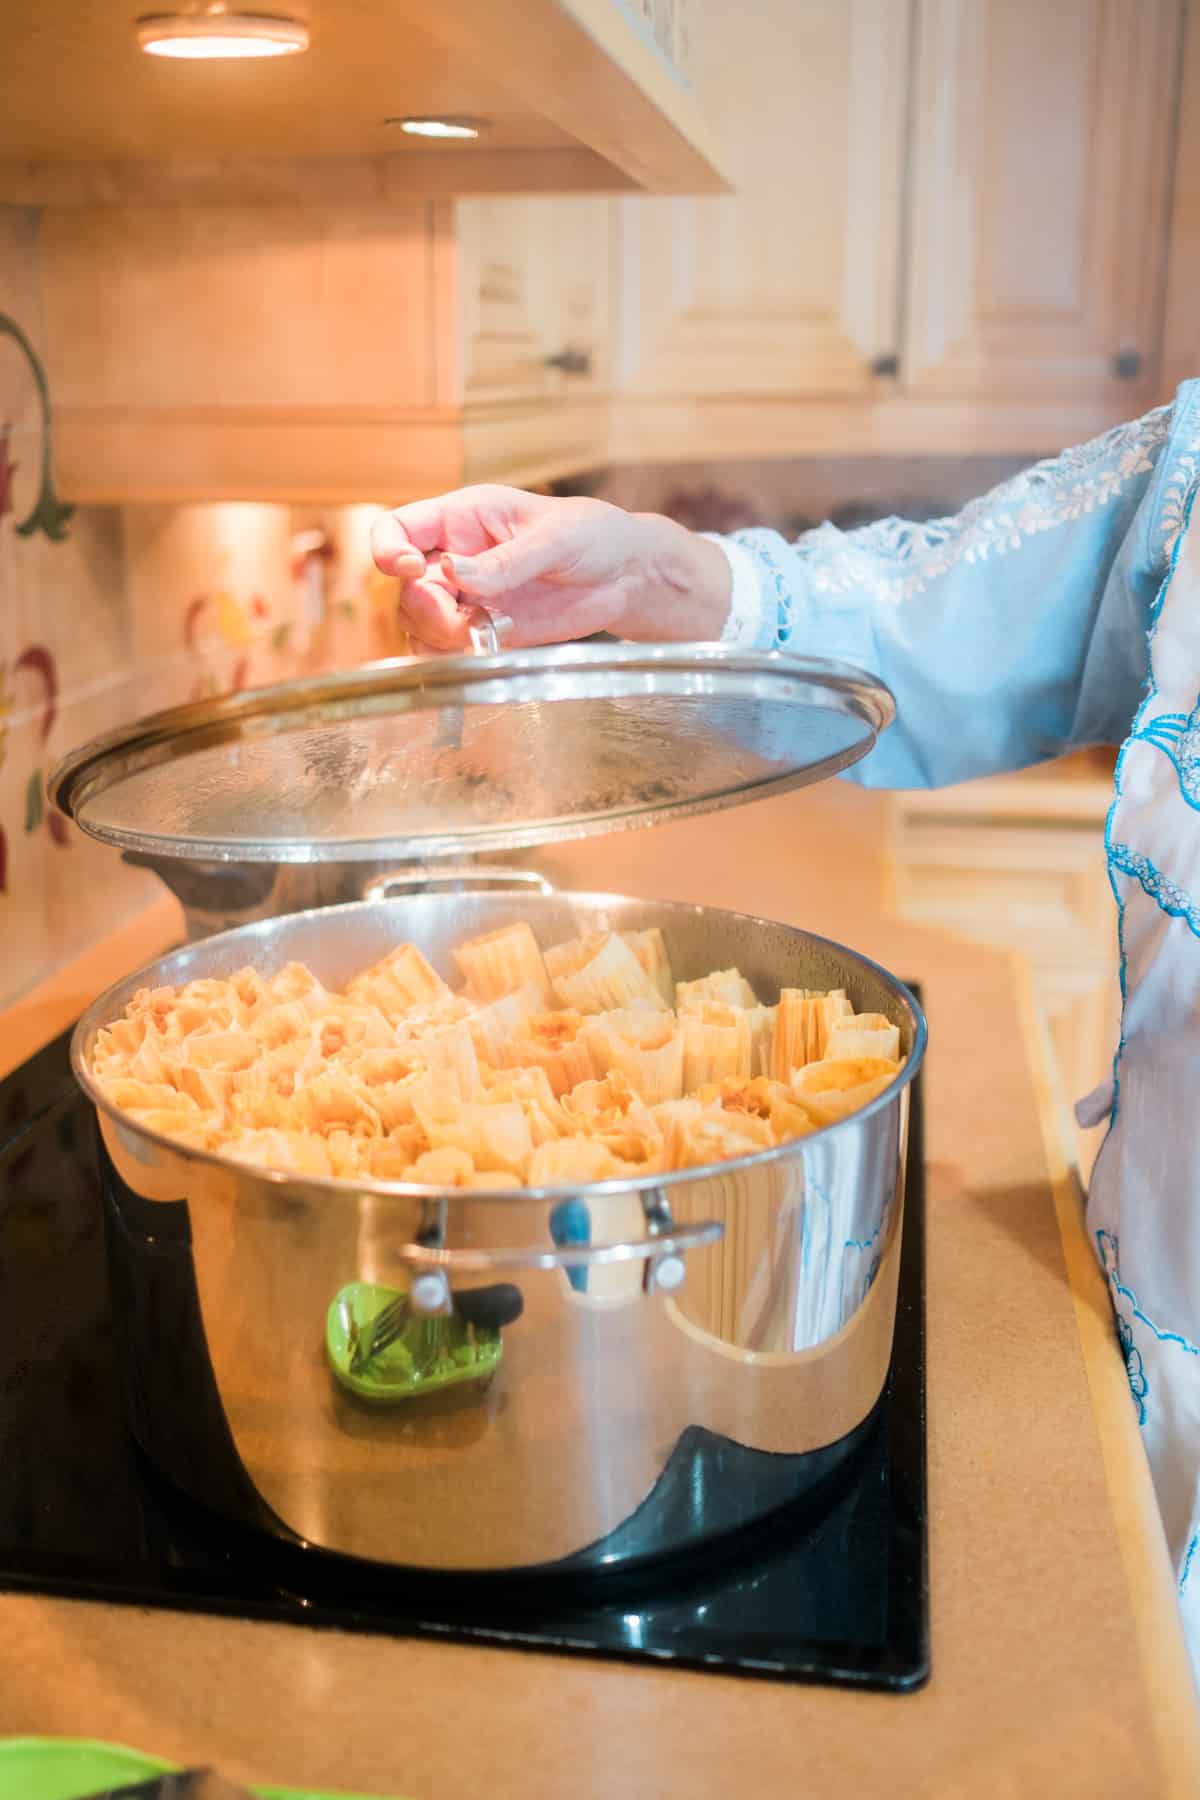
<box><xmin>2</xmin><ymin>780</ymin><xmax>1198</xmax><ymax>1798</ymax></box>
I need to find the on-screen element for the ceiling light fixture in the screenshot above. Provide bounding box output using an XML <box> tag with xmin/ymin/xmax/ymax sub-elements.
<box><xmin>135</xmin><ymin>8</ymin><xmax>309</xmax><ymax>59</ymax></box>
<box><xmin>391</xmin><ymin>116</ymin><xmax>487</xmax><ymax>140</ymax></box>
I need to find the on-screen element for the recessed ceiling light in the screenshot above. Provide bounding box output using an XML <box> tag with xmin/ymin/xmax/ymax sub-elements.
<box><xmin>135</xmin><ymin>9</ymin><xmax>309</xmax><ymax>59</ymax></box>
<box><xmin>391</xmin><ymin>116</ymin><xmax>488</xmax><ymax>140</ymax></box>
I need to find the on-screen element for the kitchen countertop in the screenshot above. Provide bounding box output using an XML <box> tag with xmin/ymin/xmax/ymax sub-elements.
<box><xmin>2</xmin><ymin>779</ymin><xmax>1199</xmax><ymax>1799</ymax></box>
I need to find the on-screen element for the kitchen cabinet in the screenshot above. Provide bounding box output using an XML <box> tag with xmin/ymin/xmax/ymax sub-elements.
<box><xmin>457</xmin><ymin>197</ymin><xmax>613</xmax><ymax>407</ymax></box>
<box><xmin>612</xmin><ymin>0</ymin><xmax>1188</xmax><ymax>462</ymax></box>
<box><xmin>29</xmin><ymin>0</ymin><xmax>1197</xmax><ymax>503</ymax></box>
<box><xmin>613</xmin><ymin>0</ymin><xmax>911</xmax><ymax>402</ymax></box>
<box><xmin>39</xmin><ymin>197</ymin><xmax>615</xmax><ymax>505</ymax></box>
<box><xmin>0</xmin><ymin>0</ymin><xmax>726</xmax><ymax>203</ymax></box>
<box><xmin>902</xmin><ymin>0</ymin><xmax>1182</xmax><ymax>409</ymax></box>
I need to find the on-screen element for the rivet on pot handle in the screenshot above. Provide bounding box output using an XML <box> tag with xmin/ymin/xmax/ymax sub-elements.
<box><xmin>392</xmin><ymin>1216</ymin><xmax>723</xmax><ymax>1294</ymax></box>
<box><xmin>640</xmin><ymin>1187</ymin><xmax>687</xmax><ymax>1297</ymax></box>
<box><xmin>362</xmin><ymin>866</ymin><xmax>556</xmax><ymax>901</ymax></box>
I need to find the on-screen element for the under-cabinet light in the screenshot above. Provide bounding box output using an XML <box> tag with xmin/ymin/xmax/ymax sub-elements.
<box><xmin>392</xmin><ymin>117</ymin><xmax>487</xmax><ymax>139</ymax></box>
<box><xmin>135</xmin><ymin>9</ymin><xmax>309</xmax><ymax>58</ymax></box>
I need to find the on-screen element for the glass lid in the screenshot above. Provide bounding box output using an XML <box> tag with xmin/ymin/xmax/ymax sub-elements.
<box><xmin>49</xmin><ymin>642</ymin><xmax>895</xmax><ymax>864</ymax></box>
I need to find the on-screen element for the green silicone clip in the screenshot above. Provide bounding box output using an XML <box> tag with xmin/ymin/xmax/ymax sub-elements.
<box><xmin>0</xmin><ymin>1734</ymin><xmax>403</xmax><ymax>1798</ymax></box>
<box><xmin>325</xmin><ymin>1282</ymin><xmax>503</xmax><ymax>1406</ymax></box>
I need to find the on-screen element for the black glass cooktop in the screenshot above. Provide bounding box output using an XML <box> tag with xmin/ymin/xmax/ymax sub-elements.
<box><xmin>0</xmin><ymin>1019</ymin><xmax>928</xmax><ymax>1691</ymax></box>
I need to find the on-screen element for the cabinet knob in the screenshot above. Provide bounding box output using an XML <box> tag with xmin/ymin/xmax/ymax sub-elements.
<box><xmin>870</xmin><ymin>353</ymin><xmax>901</xmax><ymax>379</ymax></box>
<box><xmin>1113</xmin><ymin>349</ymin><xmax>1143</xmax><ymax>381</ymax></box>
<box><xmin>543</xmin><ymin>349</ymin><xmax>592</xmax><ymax>376</ymax></box>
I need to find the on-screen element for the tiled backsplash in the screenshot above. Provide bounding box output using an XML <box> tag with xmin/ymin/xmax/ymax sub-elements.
<box><xmin>0</xmin><ymin>205</ymin><xmax>409</xmax><ymax>1008</ymax></box>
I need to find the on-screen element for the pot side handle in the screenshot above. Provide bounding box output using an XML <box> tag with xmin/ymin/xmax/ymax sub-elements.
<box><xmin>390</xmin><ymin>1216</ymin><xmax>724</xmax><ymax>1308</ymax></box>
<box><xmin>361</xmin><ymin>866</ymin><xmax>556</xmax><ymax>901</ymax></box>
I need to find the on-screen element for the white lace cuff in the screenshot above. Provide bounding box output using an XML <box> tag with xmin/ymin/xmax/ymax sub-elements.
<box><xmin>701</xmin><ymin>534</ymin><xmax>768</xmax><ymax>648</ymax></box>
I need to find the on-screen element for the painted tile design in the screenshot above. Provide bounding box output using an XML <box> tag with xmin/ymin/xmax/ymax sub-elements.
<box><xmin>0</xmin><ymin>204</ymin><xmax>411</xmax><ymax>1006</ymax></box>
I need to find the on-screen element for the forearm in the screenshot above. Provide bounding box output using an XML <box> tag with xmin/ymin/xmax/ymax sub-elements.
<box><xmin>701</xmin><ymin>402</ymin><xmax>1188</xmax><ymax>789</ymax></box>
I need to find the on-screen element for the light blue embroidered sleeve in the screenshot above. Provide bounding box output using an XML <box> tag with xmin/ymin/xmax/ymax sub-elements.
<box><xmin>713</xmin><ymin>396</ymin><xmax>1195</xmax><ymax>788</ymax></box>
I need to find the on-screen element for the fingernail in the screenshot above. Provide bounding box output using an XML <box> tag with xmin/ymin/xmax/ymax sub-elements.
<box><xmin>440</xmin><ymin>552</ymin><xmax>477</xmax><ymax>585</ymax></box>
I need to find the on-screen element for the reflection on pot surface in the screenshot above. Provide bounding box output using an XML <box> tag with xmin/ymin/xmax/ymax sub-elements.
<box><xmin>80</xmin><ymin>889</ymin><xmax>924</xmax><ymax>1574</ymax></box>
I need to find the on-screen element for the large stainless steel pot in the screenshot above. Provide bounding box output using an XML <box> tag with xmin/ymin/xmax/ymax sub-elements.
<box><xmin>74</xmin><ymin>877</ymin><xmax>926</xmax><ymax>1575</ymax></box>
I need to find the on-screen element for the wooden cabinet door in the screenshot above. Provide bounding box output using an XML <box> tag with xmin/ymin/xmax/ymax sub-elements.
<box><xmin>903</xmin><ymin>0</ymin><xmax>1184</xmax><ymax>404</ymax></box>
<box><xmin>455</xmin><ymin>197</ymin><xmax>560</xmax><ymax>406</ymax></box>
<box><xmin>614</xmin><ymin>0</ymin><xmax>911</xmax><ymax>398</ymax></box>
<box><xmin>455</xmin><ymin>196</ymin><xmax>613</xmax><ymax>407</ymax></box>
<box><xmin>546</xmin><ymin>195</ymin><xmax>614</xmax><ymax>399</ymax></box>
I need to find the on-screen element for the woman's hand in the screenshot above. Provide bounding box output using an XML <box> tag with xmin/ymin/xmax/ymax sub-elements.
<box><xmin>370</xmin><ymin>485</ymin><xmax>732</xmax><ymax>654</ymax></box>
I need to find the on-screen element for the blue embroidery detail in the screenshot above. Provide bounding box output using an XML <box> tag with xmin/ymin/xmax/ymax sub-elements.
<box><xmin>1133</xmin><ymin>694</ymin><xmax>1200</xmax><ymax>810</ymax></box>
<box><xmin>1181</xmin><ymin>1533</ymin><xmax>1200</xmax><ymax>1595</ymax></box>
<box><xmin>1097</xmin><ymin>1229</ymin><xmax>1200</xmax><ymax>1372</ymax></box>
<box><xmin>1109</xmin><ymin>841</ymin><xmax>1200</xmax><ymax>941</ymax></box>
<box><xmin>734</xmin><ymin>536</ymin><xmax>795</xmax><ymax>646</ymax></box>
<box><xmin>1115</xmin><ymin>1312</ymin><xmax>1149</xmax><ymax>1425</ymax></box>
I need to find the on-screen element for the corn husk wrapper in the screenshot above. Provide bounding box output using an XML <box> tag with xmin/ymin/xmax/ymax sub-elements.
<box><xmin>360</xmin><ymin>1125</ymin><xmax>427</xmax><ymax>1181</ymax></box>
<box><xmin>125</xmin><ymin>1109</ymin><xmax>224</xmax><ymax>1152</ymax></box>
<box><xmin>650</xmin><ymin>1097</ymin><xmax>707</xmax><ymax>1137</ymax></box>
<box><xmin>694</xmin><ymin>1075</ymin><xmax>783</xmax><ymax>1123</ymax></box>
<box><xmin>825</xmin><ymin>1013</ymin><xmax>902</xmax><ymax>1063</ymax></box>
<box><xmin>365</xmin><ymin>1072</ymin><xmax>432</xmax><ymax>1132</ymax></box>
<box><xmin>664</xmin><ymin>1108</ymin><xmax>775</xmax><ymax>1173</ymax></box>
<box><xmin>180</xmin><ymin>1029</ymin><xmax>260</xmax><ymax>1071</ymax></box>
<box><xmin>392</xmin><ymin>995</ymin><xmax>476</xmax><ymax>1047</ymax></box>
<box><xmin>261</xmin><ymin>964</ymin><xmax>331</xmax><ymax>1016</ymax></box>
<box><xmin>547</xmin><ymin>932</ymin><xmax>667</xmax><ymax>1013</ymax></box>
<box><xmin>768</xmin><ymin>1091</ymin><xmax>818</xmax><ymax>1143</ymax></box>
<box><xmin>250</xmin><ymin>999</ymin><xmax>314</xmax><ymax>1049</ymax></box>
<box><xmin>101</xmin><ymin>1076</ymin><xmax>202</xmax><ymax>1117</ymax></box>
<box><xmin>310</xmin><ymin>1005</ymin><xmax>395</xmax><ymax>1060</ymax></box>
<box><xmin>413</xmin><ymin>1093</ymin><xmax>532</xmax><ymax>1175</ymax></box>
<box><xmin>232</xmin><ymin>1127</ymin><xmax>334</xmax><ymax>1178</ymax></box>
<box><xmin>175</xmin><ymin>1063</ymin><xmax>237</xmax><ymax>1112</ymax></box>
<box><xmin>690</xmin><ymin>1073</ymin><xmax>816</xmax><ymax>1148</ymax></box>
<box><xmin>622</xmin><ymin>928</ymin><xmax>675</xmax><ymax>1005</ymax></box>
<box><xmin>562</xmin><ymin>1069</ymin><xmax>664</xmax><ymax>1164</ymax></box>
<box><xmin>404</xmin><ymin>1146</ymin><xmax>477</xmax><ymax>1187</ymax></box>
<box><xmin>482</xmin><ymin>1065</ymin><xmax>569</xmax><ymax>1145</ymax></box>
<box><xmin>291</xmin><ymin>1073</ymin><xmax>384</xmax><ymax>1138</ymax></box>
<box><xmin>676</xmin><ymin>969</ymin><xmax>759</xmax><ymax>1012</ymax></box>
<box><xmin>746</xmin><ymin>1004</ymin><xmax>778</xmax><ymax>1077</ymax></box>
<box><xmin>527</xmin><ymin>1136</ymin><xmax>626</xmax><ymax>1186</ymax></box>
<box><xmin>791</xmin><ymin>1055</ymin><xmax>900</xmax><ymax>1127</ymax></box>
<box><xmin>346</xmin><ymin>942</ymin><xmax>450</xmax><ymax>1020</ymax></box>
<box><xmin>682</xmin><ymin>1003</ymin><xmax>752</xmax><ymax>1091</ymax></box>
<box><xmin>418</xmin><ymin>1020</ymin><xmax>483</xmax><ymax>1100</ymax></box>
<box><xmin>501</xmin><ymin>1010</ymin><xmax>596</xmax><ymax>1096</ymax></box>
<box><xmin>453</xmin><ymin>922</ymin><xmax>550</xmax><ymax>1004</ymax></box>
<box><xmin>770</xmin><ymin>988</ymin><xmax>854</xmax><ymax>1078</ymax></box>
<box><xmin>582</xmin><ymin>1010</ymin><xmax>684</xmax><ymax>1105</ymax></box>
<box><xmin>345</xmin><ymin>1046</ymin><xmax>425</xmax><ymax>1087</ymax></box>
<box><xmin>468</xmin><ymin>982</ymin><xmax>545</xmax><ymax>1065</ymax></box>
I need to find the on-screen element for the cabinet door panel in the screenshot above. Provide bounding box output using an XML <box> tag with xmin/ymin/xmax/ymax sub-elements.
<box><xmin>904</xmin><ymin>0</ymin><xmax>1184</xmax><ymax>402</ymax></box>
<box><xmin>457</xmin><ymin>194</ymin><xmax>613</xmax><ymax>407</ymax></box>
<box><xmin>41</xmin><ymin>202</ymin><xmax>437</xmax><ymax>412</ymax></box>
<box><xmin>456</xmin><ymin>198</ymin><xmax>560</xmax><ymax>406</ymax></box>
<box><xmin>616</xmin><ymin>0</ymin><xmax>911</xmax><ymax>398</ymax></box>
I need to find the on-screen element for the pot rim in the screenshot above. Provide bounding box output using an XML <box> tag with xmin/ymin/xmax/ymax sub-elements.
<box><xmin>71</xmin><ymin>889</ymin><xmax>927</xmax><ymax>1205</ymax></box>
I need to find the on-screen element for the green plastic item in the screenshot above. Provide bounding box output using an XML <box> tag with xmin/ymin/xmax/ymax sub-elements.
<box><xmin>0</xmin><ymin>1736</ymin><xmax>407</xmax><ymax>1799</ymax></box>
<box><xmin>325</xmin><ymin>1281</ymin><xmax>502</xmax><ymax>1405</ymax></box>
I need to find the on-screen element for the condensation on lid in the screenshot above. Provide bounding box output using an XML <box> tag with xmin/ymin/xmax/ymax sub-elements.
<box><xmin>49</xmin><ymin>642</ymin><xmax>895</xmax><ymax>864</ymax></box>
